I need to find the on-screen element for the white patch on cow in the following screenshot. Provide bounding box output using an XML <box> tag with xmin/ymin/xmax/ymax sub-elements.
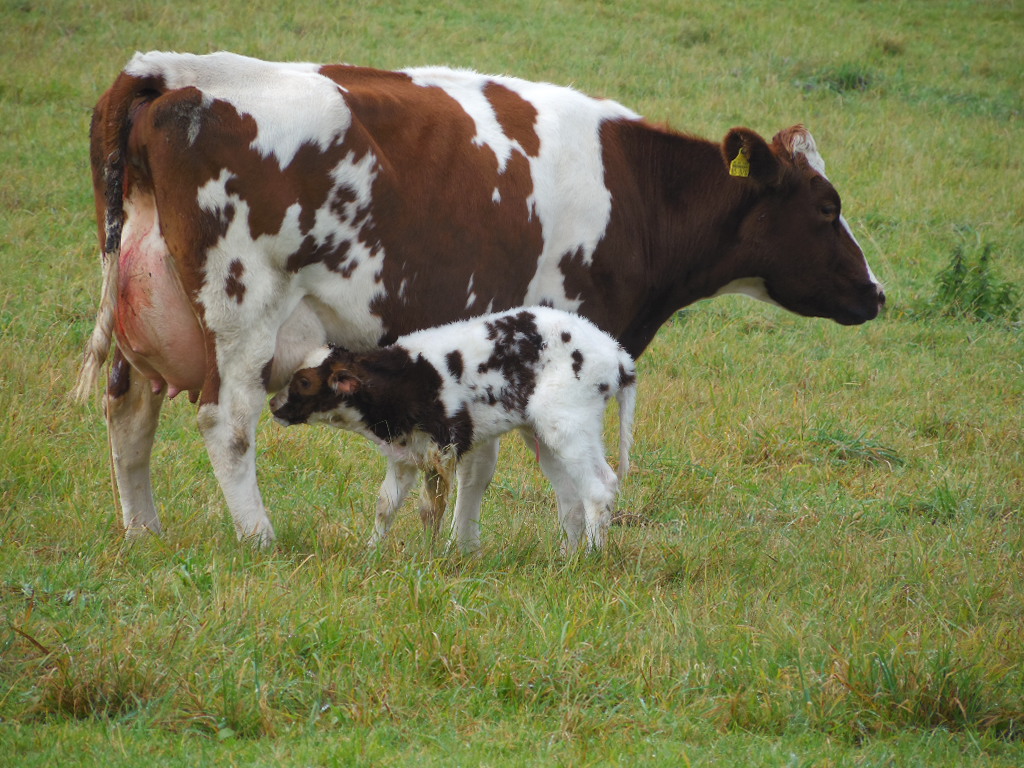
<box><xmin>794</xmin><ymin>129</ymin><xmax>882</xmax><ymax>293</ymax></box>
<box><xmin>403</xmin><ymin>66</ymin><xmax>641</xmax><ymax>313</ymax></box>
<box><xmin>711</xmin><ymin>277</ymin><xmax>783</xmax><ymax>308</ymax></box>
<box><xmin>193</xmin><ymin>147</ymin><xmax>386</xmax><ymax>354</ymax></box>
<box><xmin>127</xmin><ymin>51</ymin><xmax>350</xmax><ymax>168</ymax></box>
<box><xmin>840</xmin><ymin>214</ymin><xmax>883</xmax><ymax>291</ymax></box>
<box><xmin>492</xmin><ymin>188</ymin><xmax>501</xmax><ymax>204</ymax></box>
<box><xmin>789</xmin><ymin>129</ymin><xmax>827</xmax><ymax>177</ymax></box>
<box><xmin>298</xmin><ymin>343</ymin><xmax>333</xmax><ymax>372</ymax></box>
<box><xmin>404</xmin><ymin>67</ymin><xmax>518</xmax><ymax>173</ymax></box>
<box><xmin>512</xmin><ymin>81</ymin><xmax>639</xmax><ymax>310</ymax></box>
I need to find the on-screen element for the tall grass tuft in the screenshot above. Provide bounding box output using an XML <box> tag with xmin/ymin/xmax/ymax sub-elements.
<box><xmin>930</xmin><ymin>239</ymin><xmax>1020</xmax><ymax>322</ymax></box>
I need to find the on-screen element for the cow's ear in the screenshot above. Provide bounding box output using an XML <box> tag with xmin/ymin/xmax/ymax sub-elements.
<box><xmin>771</xmin><ymin>124</ymin><xmax>827</xmax><ymax>177</ymax></box>
<box><xmin>327</xmin><ymin>368</ymin><xmax>361</xmax><ymax>396</ymax></box>
<box><xmin>722</xmin><ymin>127</ymin><xmax>780</xmax><ymax>187</ymax></box>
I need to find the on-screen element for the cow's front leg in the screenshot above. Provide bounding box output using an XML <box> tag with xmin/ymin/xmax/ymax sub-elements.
<box><xmin>196</xmin><ymin>341</ymin><xmax>276</xmax><ymax>546</ymax></box>
<box><xmin>105</xmin><ymin>349</ymin><xmax>165</xmax><ymax>537</ymax></box>
<box><xmin>368</xmin><ymin>459</ymin><xmax>419</xmax><ymax>547</ymax></box>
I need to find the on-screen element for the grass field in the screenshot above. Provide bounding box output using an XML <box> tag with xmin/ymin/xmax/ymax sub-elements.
<box><xmin>2</xmin><ymin>0</ymin><xmax>1023</xmax><ymax>765</ymax></box>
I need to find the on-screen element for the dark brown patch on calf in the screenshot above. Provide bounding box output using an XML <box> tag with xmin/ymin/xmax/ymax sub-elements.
<box><xmin>560</xmin><ymin>331</ymin><xmax>571</xmax><ymax>343</ymax></box>
<box><xmin>445</xmin><ymin>350</ymin><xmax>464</xmax><ymax>381</ymax></box>
<box><xmin>275</xmin><ymin>345</ymin><xmax>476</xmax><ymax>456</ymax></box>
<box><xmin>476</xmin><ymin>310</ymin><xmax>543</xmax><ymax>414</ymax></box>
<box><xmin>571</xmin><ymin>349</ymin><xmax>584</xmax><ymax>379</ymax></box>
<box><xmin>225</xmin><ymin>260</ymin><xmax>246</xmax><ymax>303</ymax></box>
<box><xmin>597</xmin><ymin>382</ymin><xmax>610</xmax><ymax>395</ymax></box>
<box><xmin>618</xmin><ymin>363</ymin><xmax>636</xmax><ymax>389</ymax></box>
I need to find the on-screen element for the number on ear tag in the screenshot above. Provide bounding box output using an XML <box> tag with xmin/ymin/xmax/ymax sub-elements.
<box><xmin>729</xmin><ymin>147</ymin><xmax>750</xmax><ymax>177</ymax></box>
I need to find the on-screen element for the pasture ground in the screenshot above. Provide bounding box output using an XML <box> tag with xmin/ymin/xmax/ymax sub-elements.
<box><xmin>2</xmin><ymin>0</ymin><xmax>1022</xmax><ymax>765</ymax></box>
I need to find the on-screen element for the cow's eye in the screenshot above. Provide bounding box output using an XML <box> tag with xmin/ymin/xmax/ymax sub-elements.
<box><xmin>297</xmin><ymin>376</ymin><xmax>311</xmax><ymax>391</ymax></box>
<box><xmin>820</xmin><ymin>203</ymin><xmax>839</xmax><ymax>221</ymax></box>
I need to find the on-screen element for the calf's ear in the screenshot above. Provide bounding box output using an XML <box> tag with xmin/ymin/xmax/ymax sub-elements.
<box><xmin>328</xmin><ymin>368</ymin><xmax>361</xmax><ymax>396</ymax></box>
<box><xmin>722</xmin><ymin>127</ymin><xmax>781</xmax><ymax>187</ymax></box>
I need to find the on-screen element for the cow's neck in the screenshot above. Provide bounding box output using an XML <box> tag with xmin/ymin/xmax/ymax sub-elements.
<box><xmin>610</xmin><ymin>121</ymin><xmax>755</xmax><ymax>355</ymax></box>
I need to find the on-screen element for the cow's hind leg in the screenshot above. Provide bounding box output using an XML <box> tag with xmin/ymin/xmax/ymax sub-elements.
<box><xmin>369</xmin><ymin>459</ymin><xmax>419</xmax><ymax>547</ymax></box>
<box><xmin>106</xmin><ymin>350</ymin><xmax>165</xmax><ymax>537</ymax></box>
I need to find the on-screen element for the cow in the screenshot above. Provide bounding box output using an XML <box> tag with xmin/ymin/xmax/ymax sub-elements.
<box><xmin>270</xmin><ymin>306</ymin><xmax>638</xmax><ymax>553</ymax></box>
<box><xmin>74</xmin><ymin>51</ymin><xmax>884</xmax><ymax>547</ymax></box>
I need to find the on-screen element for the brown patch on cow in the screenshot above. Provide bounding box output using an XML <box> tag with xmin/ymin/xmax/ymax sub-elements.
<box><xmin>225</xmin><ymin>259</ymin><xmax>246</xmax><ymax>303</ymax></box>
<box><xmin>312</xmin><ymin>67</ymin><xmax>544</xmax><ymax>337</ymax></box>
<box><xmin>597</xmin><ymin>382</ymin><xmax>610</xmax><ymax>395</ymax></box>
<box><xmin>484</xmin><ymin>81</ymin><xmax>540</xmax><ymax>157</ymax></box>
<box><xmin>231</xmin><ymin>429</ymin><xmax>250</xmax><ymax>457</ymax></box>
<box><xmin>260</xmin><ymin>358</ymin><xmax>274</xmax><ymax>392</ymax></box>
<box><xmin>560</xmin><ymin>331</ymin><xmax>571</xmax><ymax>343</ymax></box>
<box><xmin>287</xmin><ymin>234</ymin><xmax>353</xmax><ymax>274</ymax></box>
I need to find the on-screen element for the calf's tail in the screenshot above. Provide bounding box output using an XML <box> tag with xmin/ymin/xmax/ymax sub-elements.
<box><xmin>615</xmin><ymin>361</ymin><xmax>638</xmax><ymax>484</ymax></box>
<box><xmin>73</xmin><ymin>72</ymin><xmax>151</xmax><ymax>402</ymax></box>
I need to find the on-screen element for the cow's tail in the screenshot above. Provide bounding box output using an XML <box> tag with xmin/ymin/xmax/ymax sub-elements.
<box><xmin>73</xmin><ymin>73</ymin><xmax>150</xmax><ymax>402</ymax></box>
<box><xmin>614</xmin><ymin>356</ymin><xmax>638</xmax><ymax>485</ymax></box>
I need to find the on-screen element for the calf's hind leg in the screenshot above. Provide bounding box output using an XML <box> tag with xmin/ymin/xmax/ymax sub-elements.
<box><xmin>106</xmin><ymin>350</ymin><xmax>165</xmax><ymax>537</ymax></box>
<box><xmin>417</xmin><ymin>463</ymin><xmax>451</xmax><ymax>539</ymax></box>
<box><xmin>519</xmin><ymin>430</ymin><xmax>585</xmax><ymax>553</ymax></box>
<box><xmin>535</xmin><ymin>423</ymin><xmax>617</xmax><ymax>551</ymax></box>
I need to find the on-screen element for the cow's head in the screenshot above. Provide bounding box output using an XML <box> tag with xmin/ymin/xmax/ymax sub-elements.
<box><xmin>270</xmin><ymin>346</ymin><xmax>364</xmax><ymax>428</ymax></box>
<box><xmin>717</xmin><ymin>125</ymin><xmax>884</xmax><ymax>325</ymax></box>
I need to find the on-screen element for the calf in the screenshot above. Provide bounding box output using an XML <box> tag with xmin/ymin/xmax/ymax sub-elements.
<box><xmin>270</xmin><ymin>307</ymin><xmax>637</xmax><ymax>552</ymax></box>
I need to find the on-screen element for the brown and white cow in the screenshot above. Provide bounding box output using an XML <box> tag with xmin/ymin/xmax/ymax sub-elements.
<box><xmin>75</xmin><ymin>51</ymin><xmax>884</xmax><ymax>546</ymax></box>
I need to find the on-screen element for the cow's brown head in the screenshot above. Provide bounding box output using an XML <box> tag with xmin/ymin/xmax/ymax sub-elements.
<box><xmin>718</xmin><ymin>125</ymin><xmax>884</xmax><ymax>325</ymax></box>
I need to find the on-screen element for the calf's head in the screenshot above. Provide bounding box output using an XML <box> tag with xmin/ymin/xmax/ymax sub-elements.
<box><xmin>270</xmin><ymin>346</ymin><xmax>363</xmax><ymax>428</ymax></box>
<box><xmin>721</xmin><ymin>125</ymin><xmax>885</xmax><ymax>325</ymax></box>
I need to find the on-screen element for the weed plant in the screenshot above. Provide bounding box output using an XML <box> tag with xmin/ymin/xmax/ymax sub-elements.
<box><xmin>931</xmin><ymin>240</ymin><xmax>1020</xmax><ymax>322</ymax></box>
<box><xmin>2</xmin><ymin>0</ymin><xmax>1023</xmax><ymax>766</ymax></box>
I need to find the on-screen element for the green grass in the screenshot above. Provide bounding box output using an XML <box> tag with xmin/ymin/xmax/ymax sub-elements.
<box><xmin>2</xmin><ymin>0</ymin><xmax>1023</xmax><ymax>765</ymax></box>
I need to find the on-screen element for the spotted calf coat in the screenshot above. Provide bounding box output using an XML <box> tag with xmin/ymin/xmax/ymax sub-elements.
<box><xmin>271</xmin><ymin>307</ymin><xmax>637</xmax><ymax>551</ymax></box>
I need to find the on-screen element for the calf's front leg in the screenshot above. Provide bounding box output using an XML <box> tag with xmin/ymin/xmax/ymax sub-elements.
<box><xmin>368</xmin><ymin>459</ymin><xmax>419</xmax><ymax>547</ymax></box>
<box><xmin>449</xmin><ymin>438</ymin><xmax>500</xmax><ymax>553</ymax></box>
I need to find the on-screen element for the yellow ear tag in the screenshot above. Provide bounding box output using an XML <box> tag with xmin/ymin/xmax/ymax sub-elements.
<box><xmin>729</xmin><ymin>147</ymin><xmax>750</xmax><ymax>177</ymax></box>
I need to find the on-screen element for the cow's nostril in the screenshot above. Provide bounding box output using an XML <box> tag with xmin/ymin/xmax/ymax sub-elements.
<box><xmin>878</xmin><ymin>288</ymin><xmax>887</xmax><ymax>307</ymax></box>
